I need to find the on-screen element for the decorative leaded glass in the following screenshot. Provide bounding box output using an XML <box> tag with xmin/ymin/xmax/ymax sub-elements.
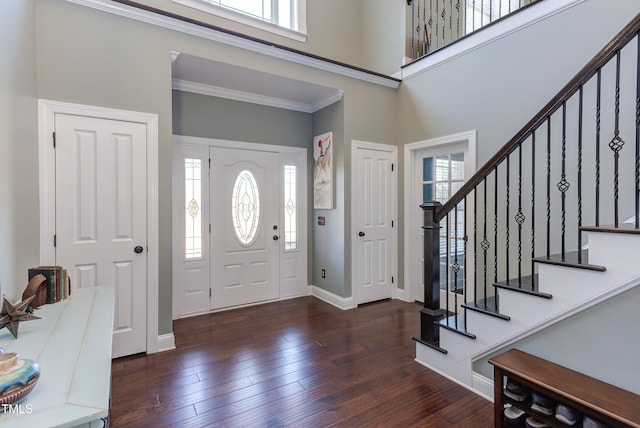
<box><xmin>232</xmin><ymin>170</ymin><xmax>260</xmax><ymax>245</ymax></box>
<box><xmin>185</xmin><ymin>158</ymin><xmax>202</xmax><ymax>259</ymax></box>
<box><xmin>284</xmin><ymin>165</ymin><xmax>297</xmax><ymax>250</ymax></box>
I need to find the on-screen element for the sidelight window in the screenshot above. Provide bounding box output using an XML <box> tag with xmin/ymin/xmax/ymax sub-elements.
<box><xmin>283</xmin><ymin>165</ymin><xmax>297</xmax><ymax>250</ymax></box>
<box><xmin>185</xmin><ymin>158</ymin><xmax>203</xmax><ymax>259</ymax></box>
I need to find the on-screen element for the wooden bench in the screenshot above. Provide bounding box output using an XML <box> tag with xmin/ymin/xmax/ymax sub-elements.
<box><xmin>489</xmin><ymin>348</ymin><xmax>640</xmax><ymax>427</ymax></box>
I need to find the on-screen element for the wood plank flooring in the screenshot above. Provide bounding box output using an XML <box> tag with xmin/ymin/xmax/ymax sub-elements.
<box><xmin>111</xmin><ymin>297</ymin><xmax>493</xmax><ymax>427</ymax></box>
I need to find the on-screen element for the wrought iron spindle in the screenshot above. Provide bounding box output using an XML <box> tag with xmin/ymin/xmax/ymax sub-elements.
<box><xmin>636</xmin><ymin>33</ymin><xmax>640</xmax><ymax>228</ymax></box>
<box><xmin>463</xmin><ymin>194</ymin><xmax>468</xmax><ymax>331</ymax></box>
<box><xmin>446</xmin><ymin>211</ymin><xmax>451</xmax><ymax>323</ymax></box>
<box><xmin>456</xmin><ymin>0</ymin><xmax>461</xmax><ymax>41</ymax></box>
<box><xmin>441</xmin><ymin>0</ymin><xmax>446</xmax><ymax>48</ymax></box>
<box><xmin>482</xmin><ymin>178</ymin><xmax>489</xmax><ymax>304</ymax></box>
<box><xmin>428</xmin><ymin>0</ymin><xmax>433</xmax><ymax>54</ymax></box>
<box><xmin>449</xmin><ymin>0</ymin><xmax>453</xmax><ymax>44</ymax></box>
<box><xmin>452</xmin><ymin>205</ymin><xmax>459</xmax><ymax>328</ymax></box>
<box><xmin>558</xmin><ymin>101</ymin><xmax>569</xmax><ymax>258</ymax></box>
<box><xmin>411</xmin><ymin>0</ymin><xmax>416</xmax><ymax>59</ymax></box>
<box><xmin>610</xmin><ymin>50</ymin><xmax>624</xmax><ymax>227</ymax></box>
<box><xmin>516</xmin><ymin>143</ymin><xmax>525</xmax><ymax>286</ymax></box>
<box><xmin>546</xmin><ymin>117</ymin><xmax>551</xmax><ymax>258</ymax></box>
<box><xmin>530</xmin><ymin>130</ymin><xmax>536</xmax><ymax>290</ymax></box>
<box><xmin>474</xmin><ymin>186</ymin><xmax>478</xmax><ymax>305</ymax></box>
<box><xmin>596</xmin><ymin>69</ymin><xmax>601</xmax><ymax>226</ymax></box>
<box><xmin>506</xmin><ymin>154</ymin><xmax>511</xmax><ymax>284</ymax></box>
<box><xmin>494</xmin><ymin>167</ymin><xmax>499</xmax><ymax>309</ymax></box>
<box><xmin>578</xmin><ymin>86</ymin><xmax>583</xmax><ymax>262</ymax></box>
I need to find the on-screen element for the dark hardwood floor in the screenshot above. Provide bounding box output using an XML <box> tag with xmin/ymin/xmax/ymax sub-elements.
<box><xmin>111</xmin><ymin>297</ymin><xmax>493</xmax><ymax>427</ymax></box>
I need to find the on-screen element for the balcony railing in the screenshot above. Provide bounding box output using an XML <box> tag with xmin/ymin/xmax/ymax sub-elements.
<box><xmin>407</xmin><ymin>0</ymin><xmax>540</xmax><ymax>61</ymax></box>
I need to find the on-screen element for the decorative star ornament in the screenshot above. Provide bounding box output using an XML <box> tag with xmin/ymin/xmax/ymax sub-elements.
<box><xmin>0</xmin><ymin>295</ymin><xmax>41</xmax><ymax>339</ymax></box>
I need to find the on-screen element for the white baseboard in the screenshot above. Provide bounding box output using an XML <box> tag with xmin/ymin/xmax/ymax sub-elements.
<box><xmin>393</xmin><ymin>285</ymin><xmax>412</xmax><ymax>303</ymax></box>
<box><xmin>471</xmin><ymin>372</ymin><xmax>495</xmax><ymax>402</ymax></box>
<box><xmin>310</xmin><ymin>285</ymin><xmax>355</xmax><ymax>310</ymax></box>
<box><xmin>156</xmin><ymin>333</ymin><xmax>176</xmax><ymax>353</ymax></box>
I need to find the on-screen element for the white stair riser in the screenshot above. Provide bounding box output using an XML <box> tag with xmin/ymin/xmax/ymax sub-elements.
<box><xmin>416</xmin><ymin>342</ymin><xmax>473</xmax><ymax>385</ymax></box>
<box><xmin>587</xmin><ymin>233</ymin><xmax>640</xmax><ymax>278</ymax></box>
<box><xmin>499</xmin><ymin>289</ymin><xmax>570</xmax><ymax>325</ymax></box>
<box><xmin>537</xmin><ymin>264</ymin><xmax>608</xmax><ymax>301</ymax></box>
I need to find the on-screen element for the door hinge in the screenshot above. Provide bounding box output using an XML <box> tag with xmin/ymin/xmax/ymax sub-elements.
<box><xmin>392</xmin><ymin>220</ymin><xmax>394</xmax><ymax>227</ymax></box>
<box><xmin>209</xmin><ymin>288</ymin><xmax>212</xmax><ymax>297</ymax></box>
<box><xmin>52</xmin><ymin>132</ymin><xmax>56</xmax><ymax>148</ymax></box>
<box><xmin>209</xmin><ymin>224</ymin><xmax>211</xmax><ymax>233</ymax></box>
<box><xmin>391</xmin><ymin>276</ymin><xmax>395</xmax><ymax>284</ymax></box>
<box><xmin>209</xmin><ymin>158</ymin><xmax>211</xmax><ymax>169</ymax></box>
<box><xmin>391</xmin><ymin>163</ymin><xmax>394</xmax><ymax>172</ymax></box>
<box><xmin>53</xmin><ymin>234</ymin><xmax>57</xmax><ymax>247</ymax></box>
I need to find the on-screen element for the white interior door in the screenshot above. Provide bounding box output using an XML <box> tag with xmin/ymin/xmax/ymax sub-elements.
<box><xmin>211</xmin><ymin>147</ymin><xmax>280</xmax><ymax>309</ymax></box>
<box><xmin>354</xmin><ymin>144</ymin><xmax>395</xmax><ymax>305</ymax></box>
<box><xmin>55</xmin><ymin>113</ymin><xmax>147</xmax><ymax>358</ymax></box>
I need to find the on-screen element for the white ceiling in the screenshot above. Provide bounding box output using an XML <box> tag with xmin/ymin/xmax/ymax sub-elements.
<box><xmin>171</xmin><ymin>53</ymin><xmax>343</xmax><ymax>113</ymax></box>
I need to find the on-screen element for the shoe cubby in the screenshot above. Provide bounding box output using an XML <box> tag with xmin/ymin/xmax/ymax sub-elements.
<box><xmin>489</xmin><ymin>349</ymin><xmax>640</xmax><ymax>428</ymax></box>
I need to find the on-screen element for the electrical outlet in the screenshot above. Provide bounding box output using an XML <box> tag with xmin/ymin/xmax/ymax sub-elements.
<box><xmin>321</xmin><ymin>269</ymin><xmax>326</xmax><ymax>279</ymax></box>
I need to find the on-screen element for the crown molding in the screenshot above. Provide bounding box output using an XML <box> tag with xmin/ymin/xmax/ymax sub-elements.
<box><xmin>66</xmin><ymin>0</ymin><xmax>401</xmax><ymax>89</ymax></box>
<box><xmin>173</xmin><ymin>79</ymin><xmax>343</xmax><ymax>113</ymax></box>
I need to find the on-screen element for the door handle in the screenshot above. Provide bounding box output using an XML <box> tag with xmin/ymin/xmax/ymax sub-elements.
<box><xmin>273</xmin><ymin>235</ymin><xmax>279</xmax><ymax>241</ymax></box>
<box><xmin>358</xmin><ymin>231</ymin><xmax>365</xmax><ymax>237</ymax></box>
<box><xmin>134</xmin><ymin>245</ymin><xmax>144</xmax><ymax>254</ymax></box>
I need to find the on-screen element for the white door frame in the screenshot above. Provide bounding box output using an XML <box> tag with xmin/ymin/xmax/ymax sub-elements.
<box><xmin>403</xmin><ymin>130</ymin><xmax>476</xmax><ymax>303</ymax></box>
<box><xmin>38</xmin><ymin>99</ymin><xmax>163</xmax><ymax>354</ymax></box>
<box><xmin>351</xmin><ymin>140</ymin><xmax>398</xmax><ymax>305</ymax></box>
<box><xmin>171</xmin><ymin>135</ymin><xmax>308</xmax><ymax>318</ymax></box>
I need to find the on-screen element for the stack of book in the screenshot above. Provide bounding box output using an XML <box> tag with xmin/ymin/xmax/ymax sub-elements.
<box><xmin>27</xmin><ymin>266</ymin><xmax>71</xmax><ymax>304</ymax></box>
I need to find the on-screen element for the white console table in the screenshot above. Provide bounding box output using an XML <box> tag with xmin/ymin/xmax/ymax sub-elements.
<box><xmin>0</xmin><ymin>287</ymin><xmax>114</xmax><ymax>428</ymax></box>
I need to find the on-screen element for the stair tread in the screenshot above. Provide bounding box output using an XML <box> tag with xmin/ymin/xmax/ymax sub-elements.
<box><xmin>581</xmin><ymin>224</ymin><xmax>640</xmax><ymax>234</ymax></box>
<box><xmin>462</xmin><ymin>297</ymin><xmax>511</xmax><ymax>321</ymax></box>
<box><xmin>533</xmin><ymin>250</ymin><xmax>606</xmax><ymax>271</ymax></box>
<box><xmin>494</xmin><ymin>275</ymin><xmax>553</xmax><ymax>299</ymax></box>
<box><xmin>438</xmin><ymin>313</ymin><xmax>476</xmax><ymax>339</ymax></box>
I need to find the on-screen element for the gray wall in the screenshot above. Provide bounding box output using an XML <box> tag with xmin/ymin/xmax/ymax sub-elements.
<box><xmin>474</xmin><ymin>285</ymin><xmax>640</xmax><ymax>394</ymax></box>
<box><xmin>33</xmin><ymin>0</ymin><xmax>397</xmax><ymax>336</ymax></box>
<box><xmin>0</xmin><ymin>0</ymin><xmax>39</xmax><ymax>301</ymax></box>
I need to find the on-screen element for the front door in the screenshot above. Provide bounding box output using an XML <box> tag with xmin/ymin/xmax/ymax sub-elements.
<box><xmin>55</xmin><ymin>113</ymin><xmax>148</xmax><ymax>358</ymax></box>
<box><xmin>353</xmin><ymin>144</ymin><xmax>395</xmax><ymax>305</ymax></box>
<box><xmin>210</xmin><ymin>147</ymin><xmax>280</xmax><ymax>309</ymax></box>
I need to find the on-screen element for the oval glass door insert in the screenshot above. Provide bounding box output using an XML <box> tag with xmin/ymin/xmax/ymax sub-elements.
<box><xmin>232</xmin><ymin>170</ymin><xmax>261</xmax><ymax>245</ymax></box>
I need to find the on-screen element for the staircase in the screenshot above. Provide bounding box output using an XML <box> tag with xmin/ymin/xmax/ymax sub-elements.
<box><xmin>414</xmin><ymin>11</ymin><xmax>640</xmax><ymax>397</ymax></box>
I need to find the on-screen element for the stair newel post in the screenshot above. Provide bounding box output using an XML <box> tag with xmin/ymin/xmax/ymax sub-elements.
<box><xmin>419</xmin><ymin>201</ymin><xmax>446</xmax><ymax>350</ymax></box>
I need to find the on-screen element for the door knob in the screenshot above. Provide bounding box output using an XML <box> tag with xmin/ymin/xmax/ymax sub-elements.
<box><xmin>273</xmin><ymin>235</ymin><xmax>279</xmax><ymax>240</ymax></box>
<box><xmin>134</xmin><ymin>245</ymin><xmax>144</xmax><ymax>254</ymax></box>
<box><xmin>358</xmin><ymin>231</ymin><xmax>365</xmax><ymax>237</ymax></box>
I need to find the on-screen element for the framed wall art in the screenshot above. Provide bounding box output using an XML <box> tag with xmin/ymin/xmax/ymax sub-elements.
<box><xmin>313</xmin><ymin>132</ymin><xmax>333</xmax><ymax>209</ymax></box>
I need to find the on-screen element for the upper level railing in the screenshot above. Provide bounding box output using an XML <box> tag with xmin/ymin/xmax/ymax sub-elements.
<box><xmin>406</xmin><ymin>0</ymin><xmax>540</xmax><ymax>61</ymax></box>
<box><xmin>416</xmin><ymin>11</ymin><xmax>640</xmax><ymax>350</ymax></box>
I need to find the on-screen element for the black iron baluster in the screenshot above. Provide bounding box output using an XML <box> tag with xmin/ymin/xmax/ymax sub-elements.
<box><xmin>506</xmin><ymin>154</ymin><xmax>510</xmax><ymax>285</ymax></box>
<box><xmin>441</xmin><ymin>0</ymin><xmax>446</xmax><ymax>48</ymax></box>
<box><xmin>558</xmin><ymin>101</ymin><xmax>570</xmax><ymax>259</ymax></box>
<box><xmin>494</xmin><ymin>166</ymin><xmax>498</xmax><ymax>310</ymax></box>
<box><xmin>463</xmin><ymin>194</ymin><xmax>468</xmax><ymax>331</ymax></box>
<box><xmin>489</xmin><ymin>0</ymin><xmax>493</xmax><ymax>23</ymax></box>
<box><xmin>435</xmin><ymin>0</ymin><xmax>439</xmax><ymax>51</ymax></box>
<box><xmin>610</xmin><ymin>50</ymin><xmax>624</xmax><ymax>227</ymax></box>
<box><xmin>531</xmin><ymin>130</ymin><xmax>536</xmax><ymax>291</ymax></box>
<box><xmin>452</xmin><ymin>205</ymin><xmax>459</xmax><ymax>328</ymax></box>
<box><xmin>456</xmin><ymin>0</ymin><xmax>460</xmax><ymax>41</ymax></box>
<box><xmin>411</xmin><ymin>0</ymin><xmax>416</xmax><ymax>59</ymax></box>
<box><xmin>636</xmin><ymin>32</ymin><xmax>640</xmax><ymax>228</ymax></box>
<box><xmin>546</xmin><ymin>117</ymin><xmax>551</xmax><ymax>258</ymax></box>
<box><xmin>482</xmin><ymin>178</ymin><xmax>489</xmax><ymax>305</ymax></box>
<box><xmin>474</xmin><ymin>186</ymin><xmax>478</xmax><ymax>306</ymax></box>
<box><xmin>449</xmin><ymin>0</ymin><xmax>453</xmax><ymax>43</ymax></box>
<box><xmin>578</xmin><ymin>86</ymin><xmax>583</xmax><ymax>262</ymax></box>
<box><xmin>445</xmin><ymin>212</ymin><xmax>451</xmax><ymax>325</ymax></box>
<box><xmin>516</xmin><ymin>143</ymin><xmax>525</xmax><ymax>287</ymax></box>
<box><xmin>596</xmin><ymin>69</ymin><xmax>601</xmax><ymax>227</ymax></box>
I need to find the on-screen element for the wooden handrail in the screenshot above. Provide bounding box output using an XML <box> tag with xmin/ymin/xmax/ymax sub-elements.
<box><xmin>434</xmin><ymin>12</ymin><xmax>640</xmax><ymax>223</ymax></box>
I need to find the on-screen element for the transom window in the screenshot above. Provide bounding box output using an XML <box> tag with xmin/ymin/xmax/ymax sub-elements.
<box><xmin>173</xmin><ymin>0</ymin><xmax>307</xmax><ymax>41</ymax></box>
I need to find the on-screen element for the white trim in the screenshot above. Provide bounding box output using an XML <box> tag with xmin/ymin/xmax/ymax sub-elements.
<box><xmin>310</xmin><ymin>285</ymin><xmax>355</xmax><ymax>310</ymax></box>
<box><xmin>38</xmin><ymin>99</ymin><xmax>162</xmax><ymax>355</ymax></box>
<box><xmin>413</xmin><ymin>355</ymin><xmax>493</xmax><ymax>402</ymax></box>
<box><xmin>402</xmin><ymin>0</ymin><xmax>587</xmax><ymax>79</ymax></box>
<box><xmin>172</xmin><ymin>0</ymin><xmax>308</xmax><ymax>42</ymax></box>
<box><xmin>471</xmin><ymin>372</ymin><xmax>495</xmax><ymax>402</ymax></box>
<box><xmin>350</xmin><ymin>140</ymin><xmax>398</xmax><ymax>306</ymax></box>
<box><xmin>172</xmin><ymin>79</ymin><xmax>343</xmax><ymax>113</ymax></box>
<box><xmin>174</xmin><ymin>134</ymin><xmax>308</xmax><ymax>154</ymax></box>
<box><xmin>65</xmin><ymin>0</ymin><xmax>400</xmax><ymax>89</ymax></box>
<box><xmin>156</xmin><ymin>333</ymin><xmax>176</xmax><ymax>352</ymax></box>
<box><xmin>403</xmin><ymin>130</ymin><xmax>477</xmax><ymax>303</ymax></box>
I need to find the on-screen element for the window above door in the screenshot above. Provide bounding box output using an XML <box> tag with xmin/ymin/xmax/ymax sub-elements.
<box><xmin>172</xmin><ymin>0</ymin><xmax>308</xmax><ymax>41</ymax></box>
